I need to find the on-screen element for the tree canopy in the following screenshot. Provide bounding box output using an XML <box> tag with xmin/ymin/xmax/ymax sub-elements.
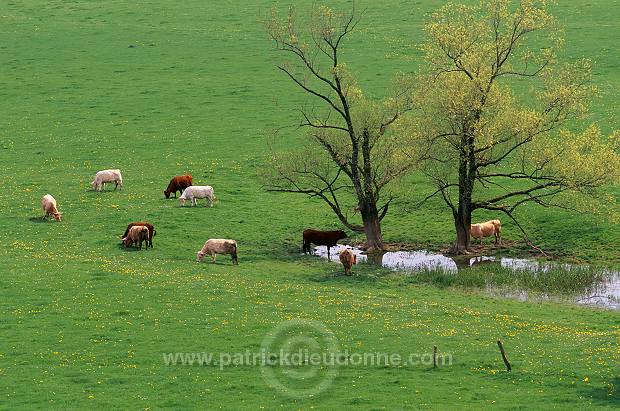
<box><xmin>412</xmin><ymin>0</ymin><xmax>620</xmax><ymax>253</ymax></box>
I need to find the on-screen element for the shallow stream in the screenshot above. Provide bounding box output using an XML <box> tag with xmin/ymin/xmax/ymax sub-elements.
<box><xmin>312</xmin><ymin>244</ymin><xmax>620</xmax><ymax>310</ymax></box>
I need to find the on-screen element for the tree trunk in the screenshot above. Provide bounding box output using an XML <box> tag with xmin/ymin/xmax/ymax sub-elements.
<box><xmin>450</xmin><ymin>211</ymin><xmax>471</xmax><ymax>254</ymax></box>
<box><xmin>450</xmin><ymin>176</ymin><xmax>473</xmax><ymax>254</ymax></box>
<box><xmin>449</xmin><ymin>134</ymin><xmax>475</xmax><ymax>255</ymax></box>
<box><xmin>363</xmin><ymin>215</ymin><xmax>384</xmax><ymax>252</ymax></box>
<box><xmin>366</xmin><ymin>251</ymin><xmax>385</xmax><ymax>266</ymax></box>
<box><xmin>359</xmin><ymin>201</ymin><xmax>385</xmax><ymax>252</ymax></box>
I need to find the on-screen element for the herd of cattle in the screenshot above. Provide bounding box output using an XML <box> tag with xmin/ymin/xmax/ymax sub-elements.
<box><xmin>41</xmin><ymin>170</ymin><xmax>236</xmax><ymax>264</ymax></box>
<box><xmin>40</xmin><ymin>170</ymin><xmax>503</xmax><ymax>275</ymax></box>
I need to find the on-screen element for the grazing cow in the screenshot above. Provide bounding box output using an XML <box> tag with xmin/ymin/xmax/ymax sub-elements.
<box><xmin>164</xmin><ymin>174</ymin><xmax>193</xmax><ymax>199</ymax></box>
<box><xmin>123</xmin><ymin>225</ymin><xmax>150</xmax><ymax>250</ymax></box>
<box><xmin>41</xmin><ymin>194</ymin><xmax>62</xmax><ymax>222</ymax></box>
<box><xmin>302</xmin><ymin>229</ymin><xmax>347</xmax><ymax>259</ymax></box>
<box><xmin>121</xmin><ymin>222</ymin><xmax>156</xmax><ymax>249</ymax></box>
<box><xmin>470</xmin><ymin>219</ymin><xmax>502</xmax><ymax>245</ymax></box>
<box><xmin>339</xmin><ymin>249</ymin><xmax>357</xmax><ymax>275</ymax></box>
<box><xmin>179</xmin><ymin>186</ymin><xmax>214</xmax><ymax>207</ymax></box>
<box><xmin>91</xmin><ymin>169</ymin><xmax>123</xmax><ymax>191</ymax></box>
<box><xmin>196</xmin><ymin>239</ymin><xmax>238</xmax><ymax>265</ymax></box>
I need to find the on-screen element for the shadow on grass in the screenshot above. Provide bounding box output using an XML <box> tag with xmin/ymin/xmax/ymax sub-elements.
<box><xmin>579</xmin><ymin>377</ymin><xmax>620</xmax><ymax>406</ymax></box>
<box><xmin>195</xmin><ymin>260</ymin><xmax>239</xmax><ymax>266</ymax></box>
<box><xmin>177</xmin><ymin>204</ymin><xmax>215</xmax><ymax>209</ymax></box>
<box><xmin>117</xmin><ymin>242</ymin><xmax>150</xmax><ymax>252</ymax></box>
<box><xmin>306</xmin><ymin>260</ymin><xmax>393</xmax><ymax>284</ymax></box>
<box><xmin>29</xmin><ymin>216</ymin><xmax>52</xmax><ymax>224</ymax></box>
<box><xmin>89</xmin><ymin>270</ymin><xmax>112</xmax><ymax>281</ymax></box>
<box><xmin>83</xmin><ymin>189</ymin><xmax>122</xmax><ymax>196</ymax></box>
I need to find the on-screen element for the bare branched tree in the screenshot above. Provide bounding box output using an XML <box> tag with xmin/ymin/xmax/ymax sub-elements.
<box><xmin>265</xmin><ymin>5</ymin><xmax>419</xmax><ymax>251</ymax></box>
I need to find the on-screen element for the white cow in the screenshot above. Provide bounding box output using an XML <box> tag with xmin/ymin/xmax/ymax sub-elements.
<box><xmin>179</xmin><ymin>186</ymin><xmax>214</xmax><ymax>207</ymax></box>
<box><xmin>196</xmin><ymin>239</ymin><xmax>238</xmax><ymax>264</ymax></box>
<box><xmin>91</xmin><ymin>169</ymin><xmax>123</xmax><ymax>191</ymax></box>
<box><xmin>41</xmin><ymin>194</ymin><xmax>62</xmax><ymax>222</ymax></box>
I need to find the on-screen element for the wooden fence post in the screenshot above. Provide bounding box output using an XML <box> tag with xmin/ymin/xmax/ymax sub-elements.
<box><xmin>497</xmin><ymin>340</ymin><xmax>511</xmax><ymax>372</ymax></box>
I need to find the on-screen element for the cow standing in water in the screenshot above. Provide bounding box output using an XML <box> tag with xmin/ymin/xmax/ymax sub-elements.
<box><xmin>302</xmin><ymin>229</ymin><xmax>347</xmax><ymax>260</ymax></box>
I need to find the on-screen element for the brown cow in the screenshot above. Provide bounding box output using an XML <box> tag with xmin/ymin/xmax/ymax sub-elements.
<box><xmin>339</xmin><ymin>249</ymin><xmax>357</xmax><ymax>275</ymax></box>
<box><xmin>123</xmin><ymin>226</ymin><xmax>149</xmax><ymax>250</ymax></box>
<box><xmin>164</xmin><ymin>174</ymin><xmax>193</xmax><ymax>199</ymax></box>
<box><xmin>121</xmin><ymin>222</ymin><xmax>156</xmax><ymax>249</ymax></box>
<box><xmin>302</xmin><ymin>229</ymin><xmax>347</xmax><ymax>259</ymax></box>
<box><xmin>470</xmin><ymin>219</ymin><xmax>502</xmax><ymax>245</ymax></box>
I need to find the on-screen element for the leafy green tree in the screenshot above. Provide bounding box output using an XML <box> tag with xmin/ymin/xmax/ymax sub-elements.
<box><xmin>414</xmin><ymin>0</ymin><xmax>620</xmax><ymax>254</ymax></box>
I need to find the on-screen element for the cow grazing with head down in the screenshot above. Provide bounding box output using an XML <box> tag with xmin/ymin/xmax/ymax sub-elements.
<box><xmin>196</xmin><ymin>239</ymin><xmax>238</xmax><ymax>265</ymax></box>
<box><xmin>339</xmin><ymin>248</ymin><xmax>357</xmax><ymax>275</ymax></box>
<box><xmin>179</xmin><ymin>186</ymin><xmax>214</xmax><ymax>207</ymax></box>
<box><xmin>41</xmin><ymin>194</ymin><xmax>62</xmax><ymax>222</ymax></box>
<box><xmin>302</xmin><ymin>229</ymin><xmax>347</xmax><ymax>259</ymax></box>
<box><xmin>91</xmin><ymin>169</ymin><xmax>123</xmax><ymax>191</ymax></box>
<box><xmin>164</xmin><ymin>174</ymin><xmax>193</xmax><ymax>199</ymax></box>
<box><xmin>470</xmin><ymin>219</ymin><xmax>502</xmax><ymax>245</ymax></box>
<box><xmin>121</xmin><ymin>222</ymin><xmax>156</xmax><ymax>249</ymax></box>
<box><xmin>123</xmin><ymin>225</ymin><xmax>150</xmax><ymax>250</ymax></box>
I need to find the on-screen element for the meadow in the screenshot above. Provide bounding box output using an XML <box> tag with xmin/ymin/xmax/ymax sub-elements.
<box><xmin>0</xmin><ymin>0</ymin><xmax>618</xmax><ymax>409</ymax></box>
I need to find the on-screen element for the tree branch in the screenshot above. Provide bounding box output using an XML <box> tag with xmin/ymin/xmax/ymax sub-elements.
<box><xmin>277</xmin><ymin>66</ymin><xmax>346</xmax><ymax>120</ymax></box>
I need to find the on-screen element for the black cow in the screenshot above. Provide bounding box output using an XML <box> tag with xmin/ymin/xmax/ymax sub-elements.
<box><xmin>302</xmin><ymin>229</ymin><xmax>347</xmax><ymax>259</ymax></box>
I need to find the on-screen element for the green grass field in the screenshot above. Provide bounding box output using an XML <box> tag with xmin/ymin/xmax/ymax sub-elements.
<box><xmin>1</xmin><ymin>1</ymin><xmax>618</xmax><ymax>409</ymax></box>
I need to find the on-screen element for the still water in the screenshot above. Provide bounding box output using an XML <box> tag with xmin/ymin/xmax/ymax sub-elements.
<box><xmin>312</xmin><ymin>244</ymin><xmax>620</xmax><ymax>310</ymax></box>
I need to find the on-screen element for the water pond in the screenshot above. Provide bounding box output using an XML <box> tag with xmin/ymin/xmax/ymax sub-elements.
<box><xmin>312</xmin><ymin>244</ymin><xmax>620</xmax><ymax>310</ymax></box>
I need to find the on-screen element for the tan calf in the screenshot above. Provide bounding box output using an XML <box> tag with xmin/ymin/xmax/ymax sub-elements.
<box><xmin>339</xmin><ymin>249</ymin><xmax>357</xmax><ymax>275</ymax></box>
<box><xmin>470</xmin><ymin>219</ymin><xmax>502</xmax><ymax>244</ymax></box>
<box><xmin>123</xmin><ymin>225</ymin><xmax>150</xmax><ymax>250</ymax></box>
